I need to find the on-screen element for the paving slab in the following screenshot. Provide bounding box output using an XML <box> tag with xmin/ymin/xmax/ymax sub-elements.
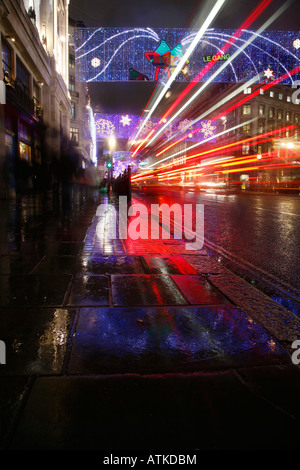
<box><xmin>67</xmin><ymin>306</ymin><xmax>290</xmax><ymax>375</ymax></box>
<box><xmin>0</xmin><ymin>376</ymin><xmax>30</xmax><ymax>449</ymax></box>
<box><xmin>0</xmin><ymin>274</ymin><xmax>72</xmax><ymax>307</ymax></box>
<box><xmin>183</xmin><ymin>253</ymin><xmax>228</xmax><ymax>274</ymax></box>
<box><xmin>80</xmin><ymin>255</ymin><xmax>150</xmax><ymax>275</ymax></box>
<box><xmin>143</xmin><ymin>255</ymin><xmax>199</xmax><ymax>274</ymax></box>
<box><xmin>9</xmin><ymin>370</ymin><xmax>300</xmax><ymax>450</ymax></box>
<box><xmin>32</xmin><ymin>255</ymin><xmax>84</xmax><ymax>275</ymax></box>
<box><xmin>171</xmin><ymin>274</ymin><xmax>231</xmax><ymax>305</ymax></box>
<box><xmin>67</xmin><ymin>274</ymin><xmax>110</xmax><ymax>307</ymax></box>
<box><xmin>236</xmin><ymin>364</ymin><xmax>300</xmax><ymax>421</ymax></box>
<box><xmin>0</xmin><ymin>308</ymin><xmax>76</xmax><ymax>375</ymax></box>
<box><xmin>208</xmin><ymin>270</ymin><xmax>300</xmax><ymax>341</ymax></box>
<box><xmin>110</xmin><ymin>274</ymin><xmax>187</xmax><ymax>306</ymax></box>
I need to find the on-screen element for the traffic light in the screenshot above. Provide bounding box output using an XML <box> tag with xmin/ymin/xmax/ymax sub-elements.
<box><xmin>106</xmin><ymin>160</ymin><xmax>112</xmax><ymax>168</ymax></box>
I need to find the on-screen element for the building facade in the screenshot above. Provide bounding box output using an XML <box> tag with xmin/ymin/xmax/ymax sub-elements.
<box><xmin>0</xmin><ymin>0</ymin><xmax>71</xmax><ymax>198</ymax></box>
<box><xmin>68</xmin><ymin>16</ymin><xmax>94</xmax><ymax>167</ymax></box>
<box><xmin>154</xmin><ymin>82</ymin><xmax>300</xmax><ymax>192</ymax></box>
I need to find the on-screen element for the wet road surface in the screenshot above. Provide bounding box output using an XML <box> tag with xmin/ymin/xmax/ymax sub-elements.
<box><xmin>134</xmin><ymin>189</ymin><xmax>300</xmax><ymax>315</ymax></box>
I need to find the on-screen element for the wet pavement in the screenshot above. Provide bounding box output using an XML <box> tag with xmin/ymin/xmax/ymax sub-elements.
<box><xmin>1</xmin><ymin>191</ymin><xmax>300</xmax><ymax>452</ymax></box>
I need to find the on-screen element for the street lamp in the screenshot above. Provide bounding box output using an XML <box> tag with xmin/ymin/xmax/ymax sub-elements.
<box><xmin>107</xmin><ymin>135</ymin><xmax>116</xmax><ymax>190</ymax></box>
<box><xmin>108</xmin><ymin>135</ymin><xmax>116</xmax><ymax>150</ymax></box>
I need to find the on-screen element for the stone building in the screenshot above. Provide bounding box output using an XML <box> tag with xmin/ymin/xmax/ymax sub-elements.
<box><xmin>68</xmin><ymin>16</ymin><xmax>95</xmax><ymax>168</ymax></box>
<box><xmin>0</xmin><ymin>0</ymin><xmax>71</xmax><ymax>198</ymax></box>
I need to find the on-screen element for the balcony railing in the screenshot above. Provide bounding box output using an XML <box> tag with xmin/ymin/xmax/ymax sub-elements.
<box><xmin>4</xmin><ymin>71</ymin><xmax>43</xmax><ymax>121</ymax></box>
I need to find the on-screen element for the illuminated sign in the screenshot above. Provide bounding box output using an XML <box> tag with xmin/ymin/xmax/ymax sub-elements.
<box><xmin>74</xmin><ymin>27</ymin><xmax>300</xmax><ymax>84</ymax></box>
<box><xmin>203</xmin><ymin>53</ymin><xmax>230</xmax><ymax>62</ymax></box>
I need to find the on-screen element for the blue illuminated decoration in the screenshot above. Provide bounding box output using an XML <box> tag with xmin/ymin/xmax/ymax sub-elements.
<box><xmin>95</xmin><ymin>113</ymin><xmax>216</xmax><ymax>143</ymax></box>
<box><xmin>74</xmin><ymin>27</ymin><xmax>300</xmax><ymax>84</ymax></box>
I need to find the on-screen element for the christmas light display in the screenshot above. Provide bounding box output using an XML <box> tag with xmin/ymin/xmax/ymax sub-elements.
<box><xmin>264</xmin><ymin>67</ymin><xmax>274</xmax><ymax>79</ymax></box>
<box><xmin>74</xmin><ymin>27</ymin><xmax>300</xmax><ymax>84</ymax></box>
<box><xmin>293</xmin><ymin>38</ymin><xmax>300</xmax><ymax>50</ymax></box>
<box><xmin>94</xmin><ymin>114</ymin><xmax>216</xmax><ymax>143</ymax></box>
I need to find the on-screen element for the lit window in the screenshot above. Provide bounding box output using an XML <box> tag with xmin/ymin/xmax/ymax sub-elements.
<box><xmin>242</xmin><ymin>143</ymin><xmax>250</xmax><ymax>155</ymax></box>
<box><xmin>270</xmin><ymin>91</ymin><xmax>274</xmax><ymax>98</ymax></box>
<box><xmin>278</xmin><ymin>110</ymin><xmax>283</xmax><ymax>120</ymax></box>
<box><xmin>269</xmin><ymin>107</ymin><xmax>274</xmax><ymax>118</ymax></box>
<box><xmin>258</xmin><ymin>120</ymin><xmax>265</xmax><ymax>134</ymax></box>
<box><xmin>243</xmin><ymin>104</ymin><xmax>252</xmax><ymax>115</ymax></box>
<box><xmin>278</xmin><ymin>93</ymin><xmax>283</xmax><ymax>100</ymax></box>
<box><xmin>259</xmin><ymin>105</ymin><xmax>265</xmax><ymax>116</ymax></box>
<box><xmin>69</xmin><ymin>54</ymin><xmax>75</xmax><ymax>68</ymax></box>
<box><xmin>69</xmin><ymin>75</ymin><xmax>75</xmax><ymax>92</ymax></box>
<box><xmin>242</xmin><ymin>123</ymin><xmax>251</xmax><ymax>133</ymax></box>
<box><xmin>287</xmin><ymin>95</ymin><xmax>291</xmax><ymax>102</ymax></box>
<box><xmin>260</xmin><ymin>89</ymin><xmax>264</xmax><ymax>95</ymax></box>
<box><xmin>70</xmin><ymin>127</ymin><xmax>79</xmax><ymax>143</ymax></box>
<box><xmin>286</xmin><ymin>112</ymin><xmax>291</xmax><ymax>121</ymax></box>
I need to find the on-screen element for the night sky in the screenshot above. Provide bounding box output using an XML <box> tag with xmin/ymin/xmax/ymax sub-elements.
<box><xmin>69</xmin><ymin>0</ymin><xmax>300</xmax><ymax>30</ymax></box>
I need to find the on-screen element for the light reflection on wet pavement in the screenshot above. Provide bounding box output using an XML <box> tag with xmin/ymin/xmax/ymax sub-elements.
<box><xmin>1</xmin><ymin>191</ymin><xmax>300</xmax><ymax>450</ymax></box>
<box><xmin>0</xmin><ymin>192</ymin><xmax>296</xmax><ymax>377</ymax></box>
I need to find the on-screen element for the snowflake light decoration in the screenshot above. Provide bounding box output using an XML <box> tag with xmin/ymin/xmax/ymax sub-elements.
<box><xmin>178</xmin><ymin>119</ymin><xmax>193</xmax><ymax>134</ymax></box>
<box><xmin>137</xmin><ymin>119</ymin><xmax>155</xmax><ymax>137</ymax></box>
<box><xmin>264</xmin><ymin>67</ymin><xmax>274</xmax><ymax>79</ymax></box>
<box><xmin>165</xmin><ymin>125</ymin><xmax>174</xmax><ymax>139</ymax></box>
<box><xmin>120</xmin><ymin>115</ymin><xmax>131</xmax><ymax>126</ymax></box>
<box><xmin>95</xmin><ymin>118</ymin><xmax>116</xmax><ymax>137</ymax></box>
<box><xmin>91</xmin><ymin>57</ymin><xmax>101</xmax><ymax>67</ymax></box>
<box><xmin>200</xmin><ymin>120</ymin><xmax>216</xmax><ymax>139</ymax></box>
<box><xmin>293</xmin><ymin>39</ymin><xmax>300</xmax><ymax>50</ymax></box>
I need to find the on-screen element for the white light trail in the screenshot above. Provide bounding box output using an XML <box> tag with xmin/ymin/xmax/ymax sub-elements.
<box><xmin>145</xmin><ymin>0</ymin><xmax>293</xmax><ymax>148</ymax></box>
<box><xmin>157</xmin><ymin>72</ymin><xmax>262</xmax><ymax>147</ymax></box>
<box><xmin>130</xmin><ymin>0</ymin><xmax>227</xmax><ymax>144</ymax></box>
<box><xmin>147</xmin><ymin>118</ymin><xmax>257</xmax><ymax>168</ymax></box>
<box><xmin>206</xmin><ymin>31</ymin><xmax>294</xmax><ymax>82</ymax></box>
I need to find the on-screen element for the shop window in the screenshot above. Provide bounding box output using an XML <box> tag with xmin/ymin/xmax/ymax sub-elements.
<box><xmin>19</xmin><ymin>141</ymin><xmax>32</xmax><ymax>163</ymax></box>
